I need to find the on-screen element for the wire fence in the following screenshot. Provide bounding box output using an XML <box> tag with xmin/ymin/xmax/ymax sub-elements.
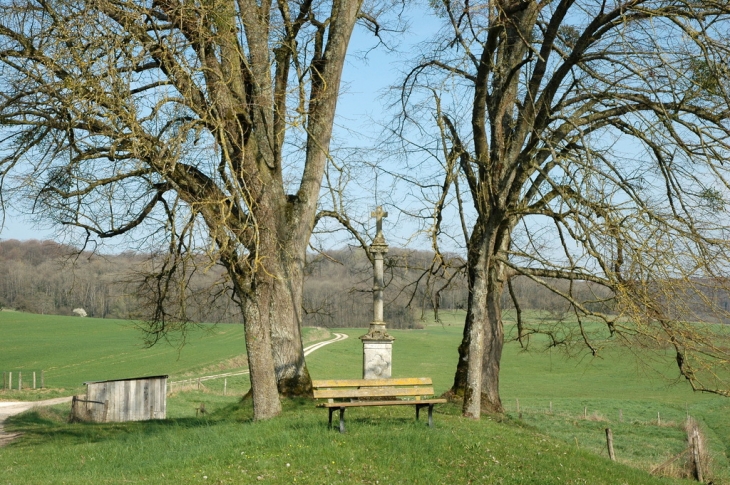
<box><xmin>1</xmin><ymin>370</ymin><xmax>44</xmax><ymax>390</ymax></box>
<box><xmin>167</xmin><ymin>370</ymin><xmax>250</xmax><ymax>395</ymax></box>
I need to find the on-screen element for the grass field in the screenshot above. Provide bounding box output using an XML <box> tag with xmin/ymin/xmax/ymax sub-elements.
<box><xmin>3</xmin><ymin>309</ymin><xmax>730</xmax><ymax>483</ymax></box>
<box><xmin>2</xmin><ymin>400</ymin><xmax>693</xmax><ymax>485</ymax></box>
<box><xmin>0</xmin><ymin>310</ymin><xmax>325</xmax><ymax>398</ymax></box>
<box><xmin>305</xmin><ymin>313</ymin><xmax>730</xmax><ymax>482</ymax></box>
<box><xmin>0</xmin><ymin>310</ymin><xmax>247</xmax><ymax>389</ymax></box>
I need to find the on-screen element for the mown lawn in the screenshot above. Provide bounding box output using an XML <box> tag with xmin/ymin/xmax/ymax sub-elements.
<box><xmin>307</xmin><ymin>313</ymin><xmax>730</xmax><ymax>482</ymax></box>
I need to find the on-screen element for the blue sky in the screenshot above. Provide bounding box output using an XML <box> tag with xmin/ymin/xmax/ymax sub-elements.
<box><xmin>0</xmin><ymin>8</ymin><xmax>439</xmax><ymax>245</ymax></box>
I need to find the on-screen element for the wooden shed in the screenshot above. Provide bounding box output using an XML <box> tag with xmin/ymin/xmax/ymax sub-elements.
<box><xmin>71</xmin><ymin>375</ymin><xmax>167</xmax><ymax>423</ymax></box>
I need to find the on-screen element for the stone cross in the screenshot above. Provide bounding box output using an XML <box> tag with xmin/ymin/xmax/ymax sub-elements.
<box><xmin>371</xmin><ymin>206</ymin><xmax>388</xmax><ymax>238</ymax></box>
<box><xmin>361</xmin><ymin>204</ymin><xmax>393</xmax><ymax>379</ymax></box>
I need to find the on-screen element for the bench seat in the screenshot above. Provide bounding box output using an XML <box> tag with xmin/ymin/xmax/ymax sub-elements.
<box><xmin>313</xmin><ymin>377</ymin><xmax>447</xmax><ymax>433</ymax></box>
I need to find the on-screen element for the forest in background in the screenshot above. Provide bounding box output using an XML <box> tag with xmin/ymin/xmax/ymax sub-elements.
<box><xmin>0</xmin><ymin>238</ymin><xmax>706</xmax><ymax>328</ymax></box>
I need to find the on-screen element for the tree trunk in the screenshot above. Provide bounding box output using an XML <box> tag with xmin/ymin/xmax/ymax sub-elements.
<box><xmin>462</xmin><ymin>261</ymin><xmax>488</xmax><ymax>418</ymax></box>
<box><xmin>220</xmin><ymin>193</ymin><xmax>312</xmax><ymax>420</ymax></box>
<box><xmin>481</xmin><ymin>262</ymin><xmax>505</xmax><ymax>414</ymax></box>
<box><xmin>451</xmin><ymin>219</ymin><xmax>508</xmax><ymax>417</ymax></box>
<box><xmin>238</xmin><ymin>277</ymin><xmax>282</xmax><ymax>420</ymax></box>
<box><xmin>456</xmin><ymin>264</ymin><xmax>505</xmax><ymax>416</ymax></box>
<box><xmin>452</xmin><ymin>319</ymin><xmax>470</xmax><ymax>398</ymax></box>
<box><xmin>263</xmin><ymin>0</ymin><xmax>361</xmax><ymax>398</ymax></box>
<box><xmin>270</xmin><ymin>253</ymin><xmax>313</xmax><ymax>397</ymax></box>
<box><xmin>234</xmin><ymin>193</ymin><xmax>314</xmax><ymax>402</ymax></box>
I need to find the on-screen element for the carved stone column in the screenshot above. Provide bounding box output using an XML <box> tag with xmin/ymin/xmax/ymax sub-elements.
<box><xmin>360</xmin><ymin>206</ymin><xmax>395</xmax><ymax>379</ymax></box>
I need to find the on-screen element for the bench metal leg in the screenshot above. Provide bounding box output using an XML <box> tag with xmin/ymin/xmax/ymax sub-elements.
<box><xmin>415</xmin><ymin>404</ymin><xmax>434</xmax><ymax>427</ymax></box>
<box><xmin>328</xmin><ymin>404</ymin><xmax>438</xmax><ymax>432</ymax></box>
<box><xmin>327</xmin><ymin>408</ymin><xmax>346</xmax><ymax>433</ymax></box>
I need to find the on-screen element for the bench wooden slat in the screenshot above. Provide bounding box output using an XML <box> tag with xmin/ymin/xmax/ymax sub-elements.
<box><xmin>313</xmin><ymin>386</ymin><xmax>435</xmax><ymax>400</ymax></box>
<box><xmin>318</xmin><ymin>398</ymin><xmax>447</xmax><ymax>408</ymax></box>
<box><xmin>312</xmin><ymin>377</ymin><xmax>432</xmax><ymax>388</ymax></box>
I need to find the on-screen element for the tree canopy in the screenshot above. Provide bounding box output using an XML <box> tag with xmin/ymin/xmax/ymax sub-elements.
<box><xmin>394</xmin><ymin>0</ymin><xmax>730</xmax><ymax>417</ymax></box>
<box><xmin>0</xmin><ymin>0</ymin><xmax>368</xmax><ymax>419</ymax></box>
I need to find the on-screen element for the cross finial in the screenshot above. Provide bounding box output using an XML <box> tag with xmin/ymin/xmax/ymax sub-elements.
<box><xmin>371</xmin><ymin>206</ymin><xmax>388</xmax><ymax>238</ymax></box>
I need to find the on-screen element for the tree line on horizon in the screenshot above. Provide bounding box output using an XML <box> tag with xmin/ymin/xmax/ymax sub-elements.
<box><xmin>3</xmin><ymin>238</ymin><xmax>728</xmax><ymax>331</ymax></box>
<box><xmin>0</xmin><ymin>239</ymin><xmax>577</xmax><ymax>322</ymax></box>
<box><xmin>0</xmin><ymin>238</ymin><xmax>538</xmax><ymax>323</ymax></box>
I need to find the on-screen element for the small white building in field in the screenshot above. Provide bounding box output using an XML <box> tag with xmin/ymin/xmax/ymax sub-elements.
<box><xmin>71</xmin><ymin>375</ymin><xmax>167</xmax><ymax>422</ymax></box>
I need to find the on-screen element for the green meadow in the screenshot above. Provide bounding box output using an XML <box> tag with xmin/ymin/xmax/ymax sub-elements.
<box><xmin>307</xmin><ymin>314</ymin><xmax>730</xmax><ymax>483</ymax></box>
<box><xmin>0</xmin><ymin>310</ymin><xmax>250</xmax><ymax>398</ymax></box>
<box><xmin>2</xmin><ymin>309</ymin><xmax>730</xmax><ymax>483</ymax></box>
<box><xmin>0</xmin><ymin>310</ymin><xmax>323</xmax><ymax>398</ymax></box>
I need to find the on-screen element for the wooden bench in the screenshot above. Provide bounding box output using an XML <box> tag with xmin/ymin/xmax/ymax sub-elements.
<box><xmin>312</xmin><ymin>377</ymin><xmax>447</xmax><ymax>433</ymax></box>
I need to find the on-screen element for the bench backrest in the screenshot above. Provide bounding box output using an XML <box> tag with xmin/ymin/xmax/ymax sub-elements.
<box><xmin>312</xmin><ymin>377</ymin><xmax>435</xmax><ymax>401</ymax></box>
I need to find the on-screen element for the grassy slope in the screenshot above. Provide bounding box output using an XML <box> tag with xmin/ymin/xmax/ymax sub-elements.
<box><xmin>3</xmin><ymin>310</ymin><xmax>730</xmax><ymax>483</ymax></box>
<box><xmin>4</xmin><ymin>400</ymin><xmax>688</xmax><ymax>485</ymax></box>
<box><xmin>0</xmin><ymin>310</ymin><xmax>249</xmax><ymax>395</ymax></box>
<box><xmin>0</xmin><ymin>311</ymin><xmax>326</xmax><ymax>398</ymax></box>
<box><xmin>306</xmin><ymin>313</ymin><xmax>730</xmax><ymax>482</ymax></box>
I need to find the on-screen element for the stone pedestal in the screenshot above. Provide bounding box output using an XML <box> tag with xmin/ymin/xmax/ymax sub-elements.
<box><xmin>361</xmin><ymin>324</ymin><xmax>395</xmax><ymax>379</ymax></box>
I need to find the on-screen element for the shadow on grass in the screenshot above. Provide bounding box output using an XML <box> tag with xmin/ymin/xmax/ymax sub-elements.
<box><xmin>3</xmin><ymin>399</ymin><xmax>257</xmax><ymax>448</ymax></box>
<box><xmin>5</xmin><ymin>398</ymin><xmax>464</xmax><ymax>450</ymax></box>
<box><xmin>305</xmin><ymin>401</ymin><xmax>460</xmax><ymax>434</ymax></box>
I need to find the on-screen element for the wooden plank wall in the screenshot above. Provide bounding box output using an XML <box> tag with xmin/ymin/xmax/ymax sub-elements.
<box><xmin>85</xmin><ymin>377</ymin><xmax>167</xmax><ymax>422</ymax></box>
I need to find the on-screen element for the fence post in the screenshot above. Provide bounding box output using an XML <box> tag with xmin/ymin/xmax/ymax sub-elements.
<box><xmin>224</xmin><ymin>378</ymin><xmax>227</xmax><ymax>396</ymax></box>
<box><xmin>657</xmin><ymin>412</ymin><xmax>661</xmax><ymax>426</ymax></box>
<box><xmin>8</xmin><ymin>372</ymin><xmax>11</xmax><ymax>390</ymax></box>
<box><xmin>33</xmin><ymin>371</ymin><xmax>36</xmax><ymax>390</ymax></box>
<box><xmin>41</xmin><ymin>370</ymin><xmax>44</xmax><ymax>389</ymax></box>
<box><xmin>71</xmin><ymin>396</ymin><xmax>78</xmax><ymax>422</ymax></box>
<box><xmin>605</xmin><ymin>428</ymin><xmax>616</xmax><ymax>461</ymax></box>
<box><xmin>689</xmin><ymin>426</ymin><xmax>704</xmax><ymax>482</ymax></box>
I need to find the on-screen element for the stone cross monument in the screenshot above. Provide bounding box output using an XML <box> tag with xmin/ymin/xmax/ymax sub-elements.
<box><xmin>360</xmin><ymin>206</ymin><xmax>395</xmax><ymax>379</ymax></box>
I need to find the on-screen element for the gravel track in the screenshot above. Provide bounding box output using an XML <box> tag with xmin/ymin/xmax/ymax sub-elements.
<box><xmin>0</xmin><ymin>397</ymin><xmax>73</xmax><ymax>446</ymax></box>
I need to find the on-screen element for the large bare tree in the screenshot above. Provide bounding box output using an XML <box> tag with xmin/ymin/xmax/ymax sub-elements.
<box><xmin>0</xmin><ymin>0</ymin><xmax>367</xmax><ymax>419</ymax></box>
<box><xmin>397</xmin><ymin>0</ymin><xmax>730</xmax><ymax>417</ymax></box>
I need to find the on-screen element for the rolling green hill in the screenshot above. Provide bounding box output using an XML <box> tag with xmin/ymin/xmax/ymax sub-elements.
<box><xmin>3</xmin><ymin>310</ymin><xmax>730</xmax><ymax>483</ymax></box>
<box><xmin>305</xmin><ymin>312</ymin><xmax>730</xmax><ymax>482</ymax></box>
<box><xmin>0</xmin><ymin>310</ymin><xmax>249</xmax><ymax>392</ymax></box>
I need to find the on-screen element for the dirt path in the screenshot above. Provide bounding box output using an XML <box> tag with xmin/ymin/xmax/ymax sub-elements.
<box><xmin>168</xmin><ymin>332</ymin><xmax>349</xmax><ymax>387</ymax></box>
<box><xmin>1</xmin><ymin>332</ymin><xmax>349</xmax><ymax>446</ymax></box>
<box><xmin>0</xmin><ymin>397</ymin><xmax>73</xmax><ymax>447</ymax></box>
<box><xmin>303</xmin><ymin>332</ymin><xmax>348</xmax><ymax>356</ymax></box>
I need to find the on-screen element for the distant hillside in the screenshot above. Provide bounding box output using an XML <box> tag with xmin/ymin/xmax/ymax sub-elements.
<box><xmin>0</xmin><ymin>239</ymin><xmax>134</xmax><ymax>319</ymax></box>
<box><xmin>0</xmin><ymin>238</ymin><xmax>622</xmax><ymax>327</ymax></box>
